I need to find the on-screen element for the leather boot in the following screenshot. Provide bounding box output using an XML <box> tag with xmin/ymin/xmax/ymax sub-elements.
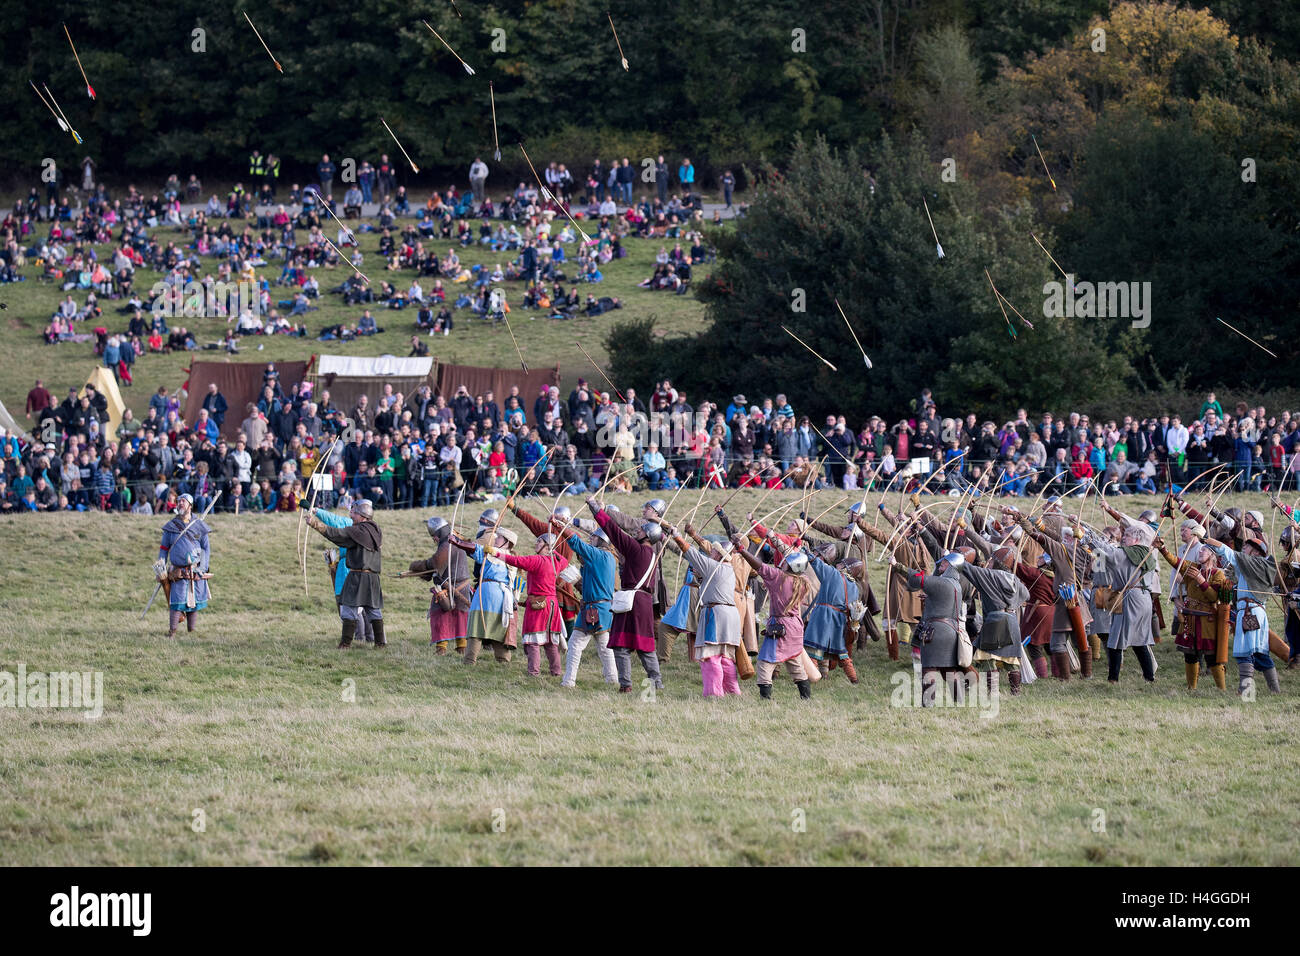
<box><xmin>1052</xmin><ymin>651</ymin><xmax>1071</xmax><ymax>681</ymax></box>
<box><xmin>1238</xmin><ymin>660</ymin><xmax>1254</xmax><ymax>696</ymax></box>
<box><xmin>1090</xmin><ymin>635</ymin><xmax>1103</xmax><ymax>661</ymax></box>
<box><xmin>339</xmin><ymin>619</ymin><xmax>357</xmax><ymax>649</ymax></box>
<box><xmin>795</xmin><ymin>679</ymin><xmax>811</xmax><ymax>699</ymax></box>
<box><xmin>886</xmin><ymin>628</ymin><xmax>899</xmax><ymax>661</ymax></box>
<box><xmin>1264</xmin><ymin>667</ymin><xmax>1281</xmax><ymax>693</ymax></box>
<box><xmin>985</xmin><ymin>669</ymin><xmax>999</xmax><ymax>699</ymax></box>
<box><xmin>1079</xmin><ymin>646</ymin><xmax>1093</xmax><ymax>679</ymax></box>
<box><xmin>1209</xmin><ymin>663</ymin><xmax>1226</xmax><ymax>689</ymax></box>
<box><xmin>1033</xmin><ymin>653</ymin><xmax>1050</xmax><ymax>679</ymax></box>
<box><xmin>1185</xmin><ymin>660</ymin><xmax>1199</xmax><ymax>690</ymax></box>
<box><xmin>759</xmin><ymin>683</ymin><xmax>773</xmax><ymax>699</ymax></box>
<box><xmin>463</xmin><ymin>637</ymin><xmax>481</xmax><ymax>664</ymax></box>
<box><xmin>371</xmin><ymin>619</ymin><xmax>387</xmax><ymax>648</ymax></box>
<box><xmin>840</xmin><ymin>655</ymin><xmax>859</xmax><ymax>685</ymax></box>
<box><xmin>455</xmin><ymin>637</ymin><xmax>467</xmax><ymax>652</ymax></box>
<box><xmin>1007</xmin><ymin>668</ymin><xmax>1021</xmax><ymax>695</ymax></box>
<box><xmin>435</xmin><ymin>640</ymin><xmax>449</xmax><ymax>655</ymax></box>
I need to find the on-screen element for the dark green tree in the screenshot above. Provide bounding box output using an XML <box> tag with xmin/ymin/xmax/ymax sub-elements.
<box><xmin>611</xmin><ymin>132</ymin><xmax>1129</xmax><ymax>421</ymax></box>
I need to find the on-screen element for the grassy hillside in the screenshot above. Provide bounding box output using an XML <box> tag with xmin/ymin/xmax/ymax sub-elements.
<box><xmin>1</xmin><ymin>490</ymin><xmax>1295</xmax><ymax>865</ymax></box>
<box><xmin>0</xmin><ymin>211</ymin><xmax>711</xmax><ymax>424</ymax></box>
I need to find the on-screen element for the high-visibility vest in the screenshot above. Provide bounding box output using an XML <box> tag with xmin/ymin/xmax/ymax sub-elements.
<box><xmin>249</xmin><ymin>153</ymin><xmax>264</xmax><ymax>176</ymax></box>
<box><xmin>266</xmin><ymin>157</ymin><xmax>280</xmax><ymax>179</ymax></box>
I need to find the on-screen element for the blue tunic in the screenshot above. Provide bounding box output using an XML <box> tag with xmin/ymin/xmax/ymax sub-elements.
<box><xmin>467</xmin><ymin>544</ymin><xmax>518</xmax><ymax>642</ymax></box>
<box><xmin>661</xmin><ymin>565</ymin><xmax>696</xmax><ymax>631</ymax></box>
<box><xmin>568</xmin><ymin>535</ymin><xmax>616</xmax><ymax>633</ymax></box>
<box><xmin>159</xmin><ymin>515</ymin><xmax>211</xmax><ymax>611</ymax></box>
<box><xmin>803</xmin><ymin>554</ymin><xmax>857</xmax><ymax>659</ymax></box>
<box><xmin>1210</xmin><ymin>544</ymin><xmax>1271</xmax><ymax>657</ymax></box>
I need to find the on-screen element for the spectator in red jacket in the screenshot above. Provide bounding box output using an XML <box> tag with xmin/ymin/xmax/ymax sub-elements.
<box><xmin>1070</xmin><ymin>452</ymin><xmax>1094</xmax><ymax>497</ymax></box>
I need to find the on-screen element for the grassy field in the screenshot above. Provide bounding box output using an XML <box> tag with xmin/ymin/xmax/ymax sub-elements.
<box><xmin>1</xmin><ymin>490</ymin><xmax>1296</xmax><ymax>866</ymax></box>
<box><xmin>0</xmin><ymin>208</ymin><xmax>711</xmax><ymax>424</ymax></box>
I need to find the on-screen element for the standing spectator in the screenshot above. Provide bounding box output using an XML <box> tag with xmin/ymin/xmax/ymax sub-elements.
<box><xmin>376</xmin><ymin>155</ymin><xmax>396</xmax><ymax>201</ymax></box>
<box><xmin>606</xmin><ymin>161</ymin><xmax>620</xmax><ymax>205</ymax></box>
<box><xmin>317</xmin><ymin>153</ymin><xmax>337</xmax><ymax>196</ymax></box>
<box><xmin>358</xmin><ymin>160</ymin><xmax>374</xmax><ymax>204</ymax></box>
<box><xmin>654</xmin><ymin>155</ymin><xmax>669</xmax><ymax>203</ymax></box>
<box><xmin>25</xmin><ymin>379</ymin><xmax>53</xmax><ymax>420</ymax></box>
<box><xmin>469</xmin><ymin>156</ymin><xmax>488</xmax><ymax>204</ymax></box>
<box><xmin>618</xmin><ymin>158</ymin><xmax>634</xmax><ymax>205</ymax></box>
<box><xmin>721</xmin><ymin>169</ymin><xmax>735</xmax><ymax>209</ymax></box>
<box><xmin>1166</xmin><ymin>414</ymin><xmax>1189</xmax><ymax>486</ymax></box>
<box><xmin>202</xmin><ymin>382</ymin><xmax>228</xmax><ymax>429</ymax></box>
<box><xmin>677</xmin><ymin>157</ymin><xmax>695</xmax><ymax>193</ymax></box>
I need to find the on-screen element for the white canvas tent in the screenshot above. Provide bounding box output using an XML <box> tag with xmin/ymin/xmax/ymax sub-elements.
<box><xmin>313</xmin><ymin>354</ymin><xmax>434</xmax><ymax>413</ymax></box>
<box><xmin>0</xmin><ymin>397</ymin><xmax>32</xmax><ymax>442</ymax></box>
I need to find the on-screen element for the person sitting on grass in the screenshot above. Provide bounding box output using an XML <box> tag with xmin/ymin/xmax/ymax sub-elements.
<box><xmin>358</xmin><ymin>310</ymin><xmax>379</xmax><ymax>335</ymax></box>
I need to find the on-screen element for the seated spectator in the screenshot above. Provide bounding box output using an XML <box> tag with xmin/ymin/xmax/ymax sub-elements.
<box><xmin>343</xmin><ymin>185</ymin><xmax>364</xmax><ymax>219</ymax></box>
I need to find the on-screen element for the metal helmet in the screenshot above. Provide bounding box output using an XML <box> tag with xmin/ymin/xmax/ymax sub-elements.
<box><xmin>351</xmin><ymin>498</ymin><xmax>374</xmax><ymax>519</ymax></box>
<box><xmin>535</xmin><ymin>532</ymin><xmax>557</xmax><ymax>551</ymax></box>
<box><xmin>426</xmin><ymin>516</ymin><xmax>450</xmax><ymax>542</ymax></box>
<box><xmin>479</xmin><ymin>508</ymin><xmax>500</xmax><ymax>527</ymax></box>
<box><xmin>644</xmin><ymin>498</ymin><xmax>668</xmax><ymax>517</ymax></box>
<box><xmin>990</xmin><ymin>546</ymin><xmax>1017</xmax><ymax>571</ymax></box>
<box><xmin>955</xmin><ymin>546</ymin><xmax>978</xmax><ymax>566</ymax></box>
<box><xmin>641</xmin><ymin>521</ymin><xmax>663</xmax><ymax>542</ymax></box>
<box><xmin>1280</xmin><ymin>525</ymin><xmax>1297</xmax><ymax>552</ymax></box>
<box><xmin>588</xmin><ymin>527</ymin><xmax>611</xmax><ymax>547</ymax></box>
<box><xmin>1245</xmin><ymin>510</ymin><xmax>1264</xmax><ymax>530</ymax></box>
<box><xmin>552</xmin><ymin>505</ymin><xmax>573</xmax><ymax>524</ymax></box>
<box><xmin>605</xmin><ymin>504</ymin><xmax>621</xmax><ymax>514</ymax></box>
<box><xmin>939</xmin><ymin>551</ymin><xmax>966</xmax><ymax>571</ymax></box>
<box><xmin>847</xmin><ymin>501</ymin><xmax>867</xmax><ymax>519</ymax></box>
<box><xmin>1137</xmin><ymin>508</ymin><xmax>1158</xmax><ymax>525</ymax></box>
<box><xmin>782</xmin><ymin>550</ymin><xmax>809</xmax><ymax>574</ymax></box>
<box><xmin>1224</xmin><ymin>507</ymin><xmax>1243</xmax><ymax>525</ymax></box>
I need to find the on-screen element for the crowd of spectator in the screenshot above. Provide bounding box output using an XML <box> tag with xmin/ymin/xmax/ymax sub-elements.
<box><xmin>5</xmin><ymin>363</ymin><xmax>1297</xmax><ymax>518</ymax></box>
<box><xmin>3</xmin><ymin>151</ymin><xmax>720</xmax><ymax>356</ymax></box>
<box><xmin>4</xmin><ymin>159</ymin><xmax>1291</xmax><ymax>516</ymax></box>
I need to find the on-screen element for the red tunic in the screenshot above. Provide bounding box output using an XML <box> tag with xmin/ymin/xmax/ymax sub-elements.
<box><xmin>497</xmin><ymin>552</ymin><xmax>568</xmax><ymax>641</ymax></box>
<box><xmin>512</xmin><ymin>506</ymin><xmax>580</xmax><ymax>619</ymax></box>
<box><xmin>1015</xmin><ymin>563</ymin><xmax>1056</xmax><ymax>647</ymax></box>
<box><xmin>597</xmin><ymin>509</ymin><xmax>658</xmax><ymax>652</ymax></box>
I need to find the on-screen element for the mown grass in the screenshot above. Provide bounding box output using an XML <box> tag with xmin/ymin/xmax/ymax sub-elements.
<box><xmin>1</xmin><ymin>491</ymin><xmax>1295</xmax><ymax>865</ymax></box>
<box><xmin>0</xmin><ymin>211</ymin><xmax>711</xmax><ymax>421</ymax></box>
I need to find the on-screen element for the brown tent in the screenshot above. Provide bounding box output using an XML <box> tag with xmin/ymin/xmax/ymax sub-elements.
<box><xmin>184</xmin><ymin>359</ymin><xmax>312</xmax><ymax>440</ymax></box>
<box><xmin>433</xmin><ymin>361</ymin><xmax>561</xmax><ymax>405</ymax></box>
